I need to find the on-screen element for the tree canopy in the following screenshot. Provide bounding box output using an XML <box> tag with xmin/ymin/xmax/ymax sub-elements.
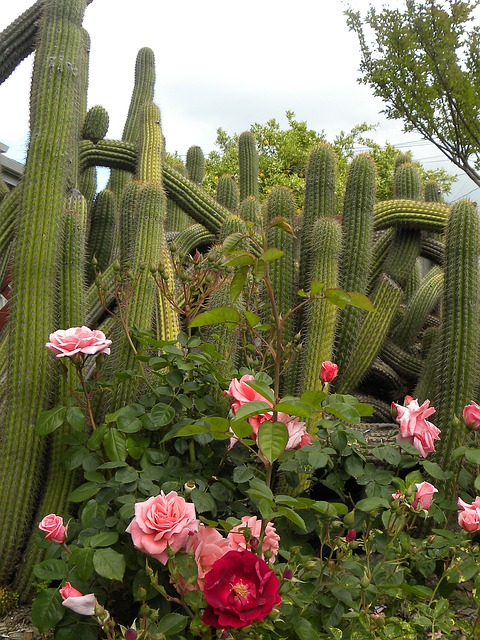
<box><xmin>346</xmin><ymin>0</ymin><xmax>480</xmax><ymax>187</ymax></box>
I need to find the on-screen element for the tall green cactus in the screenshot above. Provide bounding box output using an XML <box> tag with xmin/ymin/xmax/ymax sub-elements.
<box><xmin>86</xmin><ymin>188</ymin><xmax>117</xmax><ymax>283</ymax></box>
<box><xmin>186</xmin><ymin>145</ymin><xmax>205</xmax><ymax>184</ymax></box>
<box><xmin>14</xmin><ymin>190</ymin><xmax>89</xmax><ymax>596</ymax></box>
<box><xmin>301</xmin><ymin>217</ymin><xmax>342</xmax><ymax>401</ymax></box>
<box><xmin>434</xmin><ymin>200</ymin><xmax>480</xmax><ymax>474</ymax></box>
<box><xmin>238</xmin><ymin>131</ymin><xmax>259</xmax><ymax>201</ymax></box>
<box><xmin>334</xmin><ymin>154</ymin><xmax>376</xmax><ymax>375</ymax></box>
<box><xmin>0</xmin><ymin>0</ymin><xmax>88</xmax><ymax>581</ymax></box>
<box><xmin>216</xmin><ymin>174</ymin><xmax>240</xmax><ymax>212</ymax></box>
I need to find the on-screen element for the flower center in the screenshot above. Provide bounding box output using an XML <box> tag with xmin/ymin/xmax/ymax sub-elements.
<box><xmin>232</xmin><ymin>581</ymin><xmax>249</xmax><ymax>598</ymax></box>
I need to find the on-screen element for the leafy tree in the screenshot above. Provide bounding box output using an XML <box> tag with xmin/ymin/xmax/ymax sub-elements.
<box><xmin>204</xmin><ymin>111</ymin><xmax>455</xmax><ymax>207</ymax></box>
<box><xmin>346</xmin><ymin>0</ymin><xmax>480</xmax><ymax>187</ymax></box>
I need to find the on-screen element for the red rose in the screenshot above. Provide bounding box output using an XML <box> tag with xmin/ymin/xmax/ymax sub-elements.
<box><xmin>202</xmin><ymin>550</ymin><xmax>281</xmax><ymax>629</ymax></box>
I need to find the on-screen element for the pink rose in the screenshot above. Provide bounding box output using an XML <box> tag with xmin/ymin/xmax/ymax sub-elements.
<box><xmin>46</xmin><ymin>326</ymin><xmax>112</xmax><ymax>358</ymax></box>
<box><xmin>38</xmin><ymin>513</ymin><xmax>67</xmax><ymax>543</ymax></box>
<box><xmin>411</xmin><ymin>481</ymin><xmax>438</xmax><ymax>511</ymax></box>
<box><xmin>458</xmin><ymin>496</ymin><xmax>480</xmax><ymax>532</ymax></box>
<box><xmin>227</xmin><ymin>516</ymin><xmax>279</xmax><ymax>561</ymax></box>
<box><xmin>60</xmin><ymin>583</ymin><xmax>97</xmax><ymax>616</ymax></box>
<box><xmin>224</xmin><ymin>375</ymin><xmax>273</xmax><ymax>414</ymax></box>
<box><xmin>184</xmin><ymin>525</ymin><xmax>232</xmax><ymax>591</ymax></box>
<box><xmin>463</xmin><ymin>401</ymin><xmax>480</xmax><ymax>430</ymax></box>
<box><xmin>321</xmin><ymin>361</ymin><xmax>338</xmax><ymax>383</ymax></box>
<box><xmin>126</xmin><ymin>491</ymin><xmax>198</xmax><ymax>564</ymax></box>
<box><xmin>394</xmin><ymin>396</ymin><xmax>440</xmax><ymax>457</ymax></box>
<box><xmin>284</xmin><ymin>416</ymin><xmax>313</xmax><ymax>450</ymax></box>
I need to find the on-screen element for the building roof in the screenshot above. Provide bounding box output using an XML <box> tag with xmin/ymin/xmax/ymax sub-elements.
<box><xmin>0</xmin><ymin>142</ymin><xmax>24</xmax><ymax>188</ymax></box>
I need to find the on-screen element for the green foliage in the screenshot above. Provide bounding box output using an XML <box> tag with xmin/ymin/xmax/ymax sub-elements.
<box><xmin>346</xmin><ymin>0</ymin><xmax>480</xmax><ymax>187</ymax></box>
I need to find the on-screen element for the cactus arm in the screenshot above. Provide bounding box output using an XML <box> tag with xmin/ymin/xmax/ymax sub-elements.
<box><xmin>170</xmin><ymin>224</ymin><xmax>215</xmax><ymax>257</ymax></box>
<box><xmin>86</xmin><ymin>189</ymin><xmax>117</xmax><ymax>283</ymax></box>
<box><xmin>216</xmin><ymin>174</ymin><xmax>240</xmax><ymax>212</ymax></box>
<box><xmin>374</xmin><ymin>200</ymin><xmax>450</xmax><ymax>232</ymax></box>
<box><xmin>336</xmin><ymin>274</ymin><xmax>403</xmax><ymax>394</ymax></box>
<box><xmin>186</xmin><ymin>145</ymin><xmax>205</xmax><ymax>184</ymax></box>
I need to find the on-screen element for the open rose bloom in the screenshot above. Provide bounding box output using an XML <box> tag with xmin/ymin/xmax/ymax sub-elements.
<box><xmin>202</xmin><ymin>550</ymin><xmax>281</xmax><ymax>629</ymax></box>
<box><xmin>393</xmin><ymin>395</ymin><xmax>440</xmax><ymax>457</ymax></box>
<box><xmin>225</xmin><ymin>376</ymin><xmax>312</xmax><ymax>452</ymax></box>
<box><xmin>227</xmin><ymin>516</ymin><xmax>280</xmax><ymax>561</ymax></box>
<box><xmin>126</xmin><ymin>491</ymin><xmax>198</xmax><ymax>564</ymax></box>
<box><xmin>183</xmin><ymin>525</ymin><xmax>232</xmax><ymax>591</ymax></box>
<box><xmin>46</xmin><ymin>326</ymin><xmax>112</xmax><ymax>358</ymax></box>
<box><xmin>458</xmin><ymin>496</ymin><xmax>480</xmax><ymax>532</ymax></box>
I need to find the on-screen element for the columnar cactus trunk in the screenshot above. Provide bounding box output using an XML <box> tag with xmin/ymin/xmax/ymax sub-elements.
<box><xmin>238</xmin><ymin>131</ymin><xmax>259</xmax><ymax>201</ymax></box>
<box><xmin>434</xmin><ymin>200</ymin><xmax>480</xmax><ymax>474</ymax></box>
<box><xmin>0</xmin><ymin>0</ymin><xmax>88</xmax><ymax>582</ymax></box>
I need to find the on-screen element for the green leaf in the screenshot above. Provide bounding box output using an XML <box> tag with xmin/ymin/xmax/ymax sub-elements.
<box><xmin>232</xmin><ymin>400</ymin><xmax>272</xmax><ymax>421</ymax></box>
<box><xmin>190</xmin><ymin>489</ymin><xmax>217</xmax><ymax>514</ymax></box>
<box><xmin>33</xmin><ymin>559</ymin><xmax>68</xmax><ymax>581</ymax></box>
<box><xmin>276</xmin><ymin>506</ymin><xmax>307</xmax><ymax>531</ymax></box>
<box><xmin>93</xmin><ymin>548</ymin><xmax>126</xmax><ymax>581</ymax></box>
<box><xmin>245</xmin><ymin>380</ymin><xmax>275</xmax><ymax>403</ymax></box>
<box><xmin>346</xmin><ymin>290</ymin><xmax>375</xmax><ymax>311</ymax></box>
<box><xmin>223</xmin><ymin>252</ymin><xmax>255</xmax><ymax>267</ymax></box>
<box><xmin>275</xmin><ymin>399</ymin><xmax>311</xmax><ymax>418</ymax></box>
<box><xmin>230</xmin><ymin>266</ymin><xmax>249</xmax><ymax>302</ymax></box>
<box><xmin>355</xmin><ymin>496</ymin><xmax>390</xmax><ymax>512</ymax></box>
<box><xmin>324</xmin><ymin>287</ymin><xmax>353</xmax><ymax>309</ymax></box>
<box><xmin>324</xmin><ymin>402</ymin><xmax>361</xmax><ymax>424</ymax></box>
<box><xmin>310</xmin><ymin>280</ymin><xmax>325</xmax><ymax>297</ymax></box>
<box><xmin>268</xmin><ymin>216</ymin><xmax>295</xmax><ymax>235</ymax></box>
<box><xmin>103</xmin><ymin>429</ymin><xmax>127</xmax><ymax>462</ymax></box>
<box><xmin>68</xmin><ymin>482</ymin><xmax>100</xmax><ymax>502</ymax></box>
<box><xmin>35</xmin><ymin>406</ymin><xmax>66</xmax><ymax>436</ymax></box>
<box><xmin>157</xmin><ymin>613</ymin><xmax>189</xmax><ymax>636</ymax></box>
<box><xmin>260</xmin><ymin>247</ymin><xmax>284</xmax><ymax>262</ymax></box>
<box><xmin>31</xmin><ymin>589</ymin><xmax>65</xmax><ymax>633</ymax></box>
<box><xmin>65</xmin><ymin>406</ymin><xmax>86</xmax><ymax>432</ymax></box>
<box><xmin>292</xmin><ymin>616</ymin><xmax>321</xmax><ymax>640</ymax></box>
<box><xmin>421</xmin><ymin>460</ymin><xmax>453</xmax><ymax>480</ymax></box>
<box><xmin>189</xmin><ymin>307</ymin><xmax>241</xmax><ymax>328</ymax></box>
<box><xmin>464</xmin><ymin>448</ymin><xmax>480</xmax><ymax>464</ymax></box>
<box><xmin>222</xmin><ymin>232</ymin><xmax>245</xmax><ymax>252</ymax></box>
<box><xmin>70</xmin><ymin>548</ymin><xmax>95</xmax><ymax>581</ymax></box>
<box><xmin>86</xmin><ymin>532</ymin><xmax>119</xmax><ymax>548</ymax></box>
<box><xmin>126</xmin><ymin>435</ymin><xmax>150</xmax><ymax>460</ymax></box>
<box><xmin>55</xmin><ymin>624</ymin><xmax>97</xmax><ymax>640</ymax></box>
<box><xmin>149</xmin><ymin>403</ymin><xmax>176</xmax><ymax>428</ymax></box>
<box><xmin>232</xmin><ymin>465</ymin><xmax>255</xmax><ymax>483</ymax></box>
<box><xmin>231</xmin><ymin>420</ymin><xmax>254</xmax><ymax>438</ymax></box>
<box><xmin>242</xmin><ymin>310</ymin><xmax>262</xmax><ymax>327</ymax></box>
<box><xmin>175</xmin><ymin>424</ymin><xmax>210</xmax><ymax>437</ymax></box>
<box><xmin>258</xmin><ymin>421</ymin><xmax>289</xmax><ymax>462</ymax></box>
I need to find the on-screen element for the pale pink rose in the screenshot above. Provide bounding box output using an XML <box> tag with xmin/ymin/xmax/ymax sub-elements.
<box><xmin>224</xmin><ymin>375</ymin><xmax>273</xmax><ymax>414</ymax></box>
<box><xmin>321</xmin><ymin>360</ymin><xmax>338</xmax><ymax>383</ymax></box>
<box><xmin>463</xmin><ymin>401</ymin><xmax>480</xmax><ymax>430</ymax></box>
<box><xmin>38</xmin><ymin>513</ymin><xmax>67</xmax><ymax>543</ymax></box>
<box><xmin>394</xmin><ymin>396</ymin><xmax>440</xmax><ymax>457</ymax></box>
<box><xmin>458</xmin><ymin>496</ymin><xmax>480</xmax><ymax>532</ymax></box>
<box><xmin>126</xmin><ymin>491</ymin><xmax>198</xmax><ymax>564</ymax></box>
<box><xmin>60</xmin><ymin>583</ymin><xmax>97</xmax><ymax>616</ymax></box>
<box><xmin>46</xmin><ymin>326</ymin><xmax>112</xmax><ymax>358</ymax></box>
<box><xmin>184</xmin><ymin>525</ymin><xmax>232</xmax><ymax>591</ymax></box>
<box><xmin>284</xmin><ymin>416</ymin><xmax>312</xmax><ymax>450</ymax></box>
<box><xmin>411</xmin><ymin>481</ymin><xmax>438</xmax><ymax>511</ymax></box>
<box><xmin>391</xmin><ymin>490</ymin><xmax>404</xmax><ymax>501</ymax></box>
<box><xmin>227</xmin><ymin>516</ymin><xmax>280</xmax><ymax>561</ymax></box>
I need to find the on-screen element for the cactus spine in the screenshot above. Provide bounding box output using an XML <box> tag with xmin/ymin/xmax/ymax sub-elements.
<box><xmin>0</xmin><ymin>0</ymin><xmax>88</xmax><ymax>581</ymax></box>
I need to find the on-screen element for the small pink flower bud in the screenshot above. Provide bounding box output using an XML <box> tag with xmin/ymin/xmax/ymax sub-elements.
<box><xmin>283</xmin><ymin>568</ymin><xmax>294</xmax><ymax>580</ymax></box>
<box><xmin>320</xmin><ymin>361</ymin><xmax>338</xmax><ymax>383</ymax></box>
<box><xmin>125</xmin><ymin>629</ymin><xmax>138</xmax><ymax>640</ymax></box>
<box><xmin>249</xmin><ymin>536</ymin><xmax>259</xmax><ymax>550</ymax></box>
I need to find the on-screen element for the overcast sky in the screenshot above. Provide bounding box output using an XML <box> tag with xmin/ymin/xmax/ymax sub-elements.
<box><xmin>0</xmin><ymin>0</ymin><xmax>478</xmax><ymax>203</ymax></box>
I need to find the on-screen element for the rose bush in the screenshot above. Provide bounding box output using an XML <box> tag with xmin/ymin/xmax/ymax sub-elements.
<box><xmin>201</xmin><ymin>550</ymin><xmax>281</xmax><ymax>629</ymax></box>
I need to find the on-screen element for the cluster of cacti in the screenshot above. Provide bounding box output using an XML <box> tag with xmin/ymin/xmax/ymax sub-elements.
<box><xmin>1</xmin><ymin>0</ymin><xmax>480</xmax><ymax>598</ymax></box>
